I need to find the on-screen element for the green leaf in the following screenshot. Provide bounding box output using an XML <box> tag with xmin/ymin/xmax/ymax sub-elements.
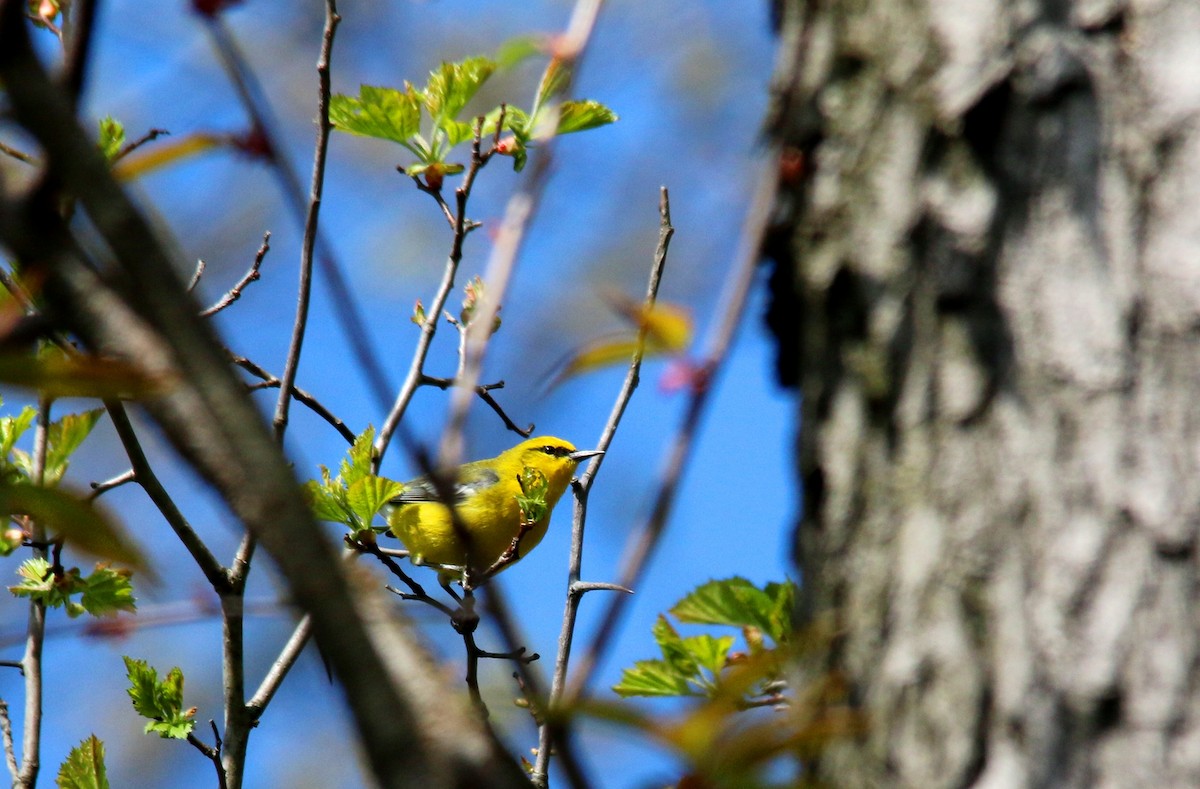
<box><xmin>483</xmin><ymin>105</ymin><xmax>531</xmax><ymax>138</ymax></box>
<box><xmin>44</xmin><ymin>408</ymin><xmax>104</xmax><ymax>486</ymax></box>
<box><xmin>346</xmin><ymin>476</ymin><xmax>404</xmax><ymax>524</ymax></box>
<box><xmin>339</xmin><ymin>427</ymin><xmax>376</xmax><ymax>488</ymax></box>
<box><xmin>671</xmin><ymin>577</ymin><xmax>795</xmax><ymax>644</ymax></box>
<box><xmin>98</xmin><ymin>116</ymin><xmax>125</xmax><ymax>163</ymax></box>
<box><xmin>422</xmin><ymin>57</ymin><xmax>496</xmax><ymax>123</ymax></box>
<box><xmin>80</xmin><ymin>565</ymin><xmax>137</xmax><ymax>617</ymax></box>
<box><xmin>554</xmin><ymin>100</ymin><xmax>618</xmax><ymax>135</ymax></box>
<box><xmin>56</xmin><ymin>734</ymin><xmax>109</xmax><ymax>789</ymax></box>
<box><xmin>680</xmin><ymin>633</ymin><xmax>735</xmax><ymax>677</ymax></box>
<box><xmin>330</xmin><ymin>84</ymin><xmax>422</xmax><ymax>145</ymax></box>
<box><xmin>0</xmin><ymin>482</ymin><xmax>146</xmax><ymax>569</ymax></box>
<box><xmin>652</xmin><ymin>615</ymin><xmax>699</xmax><ymax>679</ymax></box>
<box><xmin>0</xmin><ymin>405</ymin><xmax>36</xmax><ymax>460</ymax></box>
<box><xmin>10</xmin><ymin>557</ymin><xmax>85</xmax><ymax>613</ymax></box>
<box><xmin>515</xmin><ymin>466</ymin><xmax>548</xmax><ymax>524</ymax></box>
<box><xmin>532</xmin><ymin>57</ymin><xmax>570</xmax><ymax>120</ymax></box>
<box><xmin>612</xmin><ymin>658</ymin><xmax>695</xmax><ymax>698</ymax></box>
<box><xmin>302</xmin><ymin>469</ymin><xmax>355</xmax><ymax>527</ymax></box>
<box><xmin>443</xmin><ymin>119</ymin><xmax>478</xmax><ymax>148</ymax></box>
<box><xmin>495</xmin><ymin>36</ymin><xmax>543</xmax><ymax>68</ymax></box>
<box><xmin>10</xmin><ymin>559</ymin><xmax>137</xmax><ymax>619</ymax></box>
<box><xmin>123</xmin><ymin>657</ymin><xmax>195</xmax><ymax>740</ymax></box>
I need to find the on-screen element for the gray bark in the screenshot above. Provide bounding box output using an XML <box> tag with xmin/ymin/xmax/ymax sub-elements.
<box><xmin>770</xmin><ymin>1</ymin><xmax>1200</xmax><ymax>786</ymax></box>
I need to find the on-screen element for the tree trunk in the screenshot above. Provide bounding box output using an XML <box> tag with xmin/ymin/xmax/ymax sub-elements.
<box><xmin>768</xmin><ymin>1</ymin><xmax>1200</xmax><ymax>786</ymax></box>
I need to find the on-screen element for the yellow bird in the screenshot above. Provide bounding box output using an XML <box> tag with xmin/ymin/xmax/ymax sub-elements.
<box><xmin>388</xmin><ymin>436</ymin><xmax>602</xmax><ymax>582</ymax></box>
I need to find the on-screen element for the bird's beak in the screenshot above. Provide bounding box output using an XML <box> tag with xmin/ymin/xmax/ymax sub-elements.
<box><xmin>569</xmin><ymin>449</ymin><xmax>604</xmax><ymax>462</ymax></box>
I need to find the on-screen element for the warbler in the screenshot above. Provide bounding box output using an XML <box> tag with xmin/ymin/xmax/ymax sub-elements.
<box><xmin>387</xmin><ymin>436</ymin><xmax>602</xmax><ymax>580</ymax></box>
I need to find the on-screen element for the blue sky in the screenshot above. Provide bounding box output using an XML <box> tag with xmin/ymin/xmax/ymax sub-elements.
<box><xmin>0</xmin><ymin>2</ymin><xmax>795</xmax><ymax>787</ymax></box>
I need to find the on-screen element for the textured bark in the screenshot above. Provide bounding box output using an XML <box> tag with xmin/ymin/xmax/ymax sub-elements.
<box><xmin>768</xmin><ymin>1</ymin><xmax>1200</xmax><ymax>786</ymax></box>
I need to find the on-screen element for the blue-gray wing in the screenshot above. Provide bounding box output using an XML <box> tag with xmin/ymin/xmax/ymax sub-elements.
<box><xmin>390</xmin><ymin>466</ymin><xmax>500</xmax><ymax>506</ymax></box>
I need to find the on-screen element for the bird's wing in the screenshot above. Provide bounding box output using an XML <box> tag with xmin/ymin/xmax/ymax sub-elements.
<box><xmin>390</xmin><ymin>466</ymin><xmax>500</xmax><ymax>506</ymax></box>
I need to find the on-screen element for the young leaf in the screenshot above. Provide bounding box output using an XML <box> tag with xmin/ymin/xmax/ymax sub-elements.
<box><xmin>422</xmin><ymin>57</ymin><xmax>497</xmax><ymax>123</ymax></box>
<box><xmin>653</xmin><ymin>615</ymin><xmax>699</xmax><ymax>679</ymax></box>
<box><xmin>339</xmin><ymin>427</ymin><xmax>377</xmax><ymax>488</ymax></box>
<box><xmin>44</xmin><ymin>408</ymin><xmax>105</xmax><ymax>485</ymax></box>
<box><xmin>515</xmin><ymin>466</ymin><xmax>548</xmax><ymax>525</ymax></box>
<box><xmin>680</xmin><ymin>634</ymin><xmax>735</xmax><ymax>678</ymax></box>
<box><xmin>612</xmin><ymin>658</ymin><xmax>695</xmax><ymax>698</ymax></box>
<box><xmin>553</xmin><ymin>100</ymin><xmax>618</xmax><ymax>135</ymax></box>
<box><xmin>330</xmin><ymin>84</ymin><xmax>422</xmax><ymax>145</ymax></box>
<box><xmin>346</xmin><ymin>476</ymin><xmax>405</xmax><ymax>525</ymax></box>
<box><xmin>56</xmin><ymin>734</ymin><xmax>109</xmax><ymax>789</ymax></box>
<box><xmin>495</xmin><ymin>35</ymin><xmax>544</xmax><ymax>68</ymax></box>
<box><xmin>80</xmin><ymin>565</ymin><xmax>137</xmax><ymax>617</ymax></box>
<box><xmin>302</xmin><ymin>469</ymin><xmax>355</xmax><ymax>527</ymax></box>
<box><xmin>670</xmin><ymin>577</ymin><xmax>796</xmax><ymax>645</ymax></box>
<box><xmin>10</xmin><ymin>557</ymin><xmax>86</xmax><ymax>616</ymax></box>
<box><xmin>531</xmin><ymin>56</ymin><xmax>570</xmax><ymax>120</ymax></box>
<box><xmin>123</xmin><ymin>657</ymin><xmax>196</xmax><ymax>740</ymax></box>
<box><xmin>0</xmin><ymin>405</ymin><xmax>36</xmax><ymax>469</ymax></box>
<box><xmin>97</xmin><ymin>116</ymin><xmax>125</xmax><ymax>163</ymax></box>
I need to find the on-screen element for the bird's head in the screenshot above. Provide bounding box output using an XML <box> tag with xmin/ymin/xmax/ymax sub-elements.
<box><xmin>506</xmin><ymin>436</ymin><xmax>603</xmax><ymax>486</ymax></box>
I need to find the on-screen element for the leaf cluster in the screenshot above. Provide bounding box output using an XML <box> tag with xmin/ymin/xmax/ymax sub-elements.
<box><xmin>330</xmin><ymin>51</ymin><xmax>616</xmax><ymax>179</ymax></box>
<box><xmin>613</xmin><ymin>577</ymin><xmax>794</xmax><ymax>703</ymax></box>
<box><xmin>8</xmin><ymin>557</ymin><xmax>136</xmax><ymax>618</ymax></box>
<box><xmin>122</xmin><ymin>657</ymin><xmax>196</xmax><ymax>740</ymax></box>
<box><xmin>302</xmin><ymin>426</ymin><xmax>403</xmax><ymax>538</ymax></box>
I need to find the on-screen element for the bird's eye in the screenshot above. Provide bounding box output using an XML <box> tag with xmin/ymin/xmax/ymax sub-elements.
<box><xmin>542</xmin><ymin>445</ymin><xmax>556</xmax><ymax>454</ymax></box>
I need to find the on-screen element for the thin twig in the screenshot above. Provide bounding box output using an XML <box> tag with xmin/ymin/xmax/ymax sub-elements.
<box><xmin>113</xmin><ymin>127</ymin><xmax>169</xmax><ymax>163</ymax></box>
<box><xmin>373</xmin><ymin>120</ymin><xmax>498</xmax><ymax>470</ymax></box>
<box><xmin>105</xmin><ymin>402</ymin><xmax>230</xmax><ymax>591</ymax></box>
<box><xmin>187</xmin><ymin>259</ymin><xmax>207</xmax><ymax>292</ymax></box>
<box><xmin>420</xmin><ymin>376</ymin><xmax>534</xmax><ymax>437</ymax></box>
<box><xmin>199</xmin><ymin>231</ymin><xmax>270</xmax><ymax>317</ymax></box>
<box><xmin>187</xmin><ymin>723</ymin><xmax>228</xmax><ymax>789</ymax></box>
<box><xmin>0</xmin><ymin>141</ymin><xmax>36</xmax><ymax>166</ymax></box>
<box><xmin>566</xmin><ymin>158</ymin><xmax>782</xmax><ymax>701</ymax></box>
<box><xmin>15</xmin><ymin>399</ymin><xmax>50</xmax><ymax>789</ymax></box>
<box><xmin>532</xmin><ymin>186</ymin><xmax>673</xmax><ymax>785</ymax></box>
<box><xmin>201</xmin><ymin>10</ymin><xmax>392</xmax><ymax>411</ymax></box>
<box><xmin>88</xmin><ymin>469</ymin><xmax>136</xmax><ymax>499</ymax></box>
<box><xmin>0</xmin><ymin>699</ymin><xmax>16</xmax><ymax>781</ymax></box>
<box><xmin>231</xmin><ymin>355</ymin><xmax>356</xmax><ymax>444</ymax></box>
<box><xmin>437</xmin><ymin>0</ymin><xmax>607</xmax><ymax>474</ymax></box>
<box><xmin>246</xmin><ymin>615</ymin><xmax>311</xmax><ymax>717</ymax></box>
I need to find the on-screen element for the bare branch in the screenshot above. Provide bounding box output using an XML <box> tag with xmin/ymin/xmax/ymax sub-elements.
<box><xmin>186</xmin><ymin>259</ymin><xmax>207</xmax><ymax>292</ymax></box>
<box><xmin>231</xmin><ymin>355</ymin><xmax>356</xmax><ymax>444</ymax></box>
<box><xmin>200</xmin><ymin>10</ymin><xmax>393</xmax><ymax>410</ymax></box>
<box><xmin>88</xmin><ymin>469</ymin><xmax>136</xmax><ymax>499</ymax></box>
<box><xmin>246</xmin><ymin>616</ymin><xmax>311</xmax><ymax>718</ymax></box>
<box><xmin>112</xmin><ymin>127</ymin><xmax>169</xmax><ymax>163</ymax></box>
<box><xmin>0</xmin><ymin>699</ymin><xmax>16</xmax><ymax>781</ymax></box>
<box><xmin>199</xmin><ymin>231</ymin><xmax>270</xmax><ymax>317</ymax></box>
<box><xmin>105</xmin><ymin>402</ymin><xmax>230</xmax><ymax>592</ymax></box>
<box><xmin>535</xmin><ymin>186</ymin><xmax>675</xmax><ymax>779</ymax></box>
<box><xmin>0</xmin><ymin>141</ymin><xmax>36</xmax><ymax>166</ymax></box>
<box><xmin>565</xmin><ymin>159</ymin><xmax>781</xmax><ymax>702</ymax></box>
<box><xmin>187</xmin><ymin>722</ymin><xmax>228</xmax><ymax>789</ymax></box>
<box><xmin>15</xmin><ymin>400</ymin><xmax>50</xmax><ymax>788</ymax></box>
<box><xmin>374</xmin><ymin>120</ymin><xmax>498</xmax><ymax>469</ymax></box>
